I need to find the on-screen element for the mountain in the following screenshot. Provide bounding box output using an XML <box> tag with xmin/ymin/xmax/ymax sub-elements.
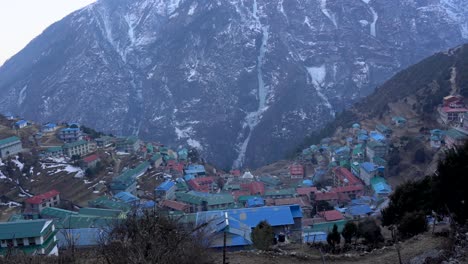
<box><xmin>0</xmin><ymin>0</ymin><xmax>467</xmax><ymax>169</ymax></box>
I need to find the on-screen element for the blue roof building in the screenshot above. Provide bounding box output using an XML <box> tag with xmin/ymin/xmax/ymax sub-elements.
<box><xmin>15</xmin><ymin>120</ymin><xmax>28</xmax><ymax>128</ymax></box>
<box><xmin>371</xmin><ymin>177</ymin><xmax>392</xmax><ymax>197</ymax></box>
<box><xmin>155</xmin><ymin>181</ymin><xmax>177</xmax><ymax>200</ymax></box>
<box><xmin>246</xmin><ymin>197</ymin><xmax>265</xmax><ymax>208</ymax></box>
<box><xmin>303</xmin><ymin>232</ymin><xmax>327</xmax><ymax>243</ymax></box>
<box><xmin>346</xmin><ymin>205</ymin><xmax>373</xmax><ymax>219</ymax></box>
<box><xmin>359</xmin><ymin>162</ymin><xmax>378</xmax><ymax>185</ymax></box>
<box><xmin>184</xmin><ymin>174</ymin><xmax>195</xmax><ymax>182</ymax></box>
<box><xmin>369</xmin><ymin>131</ymin><xmax>386</xmax><ymax>142</ymax></box>
<box><xmin>57</xmin><ymin>228</ymin><xmax>104</xmax><ymax>248</ymax></box>
<box><xmin>114</xmin><ymin>192</ymin><xmax>140</xmax><ymax>204</ymax></box>
<box><xmin>184</xmin><ymin>164</ymin><xmax>206</xmax><ymax>176</ymax></box>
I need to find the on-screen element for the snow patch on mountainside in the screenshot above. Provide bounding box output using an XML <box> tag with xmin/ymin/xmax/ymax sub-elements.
<box><xmin>320</xmin><ymin>0</ymin><xmax>337</xmax><ymax>28</ymax></box>
<box><xmin>307</xmin><ymin>65</ymin><xmax>335</xmax><ymax>117</ymax></box>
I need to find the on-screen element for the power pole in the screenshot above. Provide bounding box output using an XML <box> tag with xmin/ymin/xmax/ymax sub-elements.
<box><xmin>223</xmin><ymin>229</ymin><xmax>227</xmax><ymax>264</ymax></box>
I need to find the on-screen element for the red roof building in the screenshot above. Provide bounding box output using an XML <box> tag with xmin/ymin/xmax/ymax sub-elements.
<box><xmin>230</xmin><ymin>170</ymin><xmax>241</xmax><ymax>177</ymax></box>
<box><xmin>332</xmin><ymin>185</ymin><xmax>364</xmax><ymax>197</ymax></box>
<box><xmin>24</xmin><ymin>190</ymin><xmax>60</xmax><ymax>213</ymax></box>
<box><xmin>333</xmin><ymin>167</ymin><xmax>362</xmax><ymax>186</ymax></box>
<box><xmin>166</xmin><ymin>160</ymin><xmax>184</xmax><ymax>173</ymax></box>
<box><xmin>314</xmin><ymin>192</ymin><xmax>339</xmax><ymax>202</ymax></box>
<box><xmin>296</xmin><ymin>187</ymin><xmax>318</xmax><ymax>198</ymax></box>
<box><xmin>320</xmin><ymin>210</ymin><xmax>344</xmax><ymax>221</ymax></box>
<box><xmin>159</xmin><ymin>200</ymin><xmax>190</xmax><ymax>213</ymax></box>
<box><xmin>274</xmin><ymin>197</ymin><xmax>311</xmax><ymax>208</ymax></box>
<box><xmin>188</xmin><ymin>177</ymin><xmax>217</xmax><ymax>192</ymax></box>
<box><xmin>290</xmin><ymin>164</ymin><xmax>304</xmax><ymax>179</ymax></box>
<box><xmin>240</xmin><ymin>181</ymin><xmax>265</xmax><ymax>196</ymax></box>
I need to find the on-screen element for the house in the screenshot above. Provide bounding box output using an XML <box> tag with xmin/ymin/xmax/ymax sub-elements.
<box><xmin>177</xmin><ymin>148</ymin><xmax>188</xmax><ymax>161</ymax></box>
<box><xmin>24</xmin><ymin>190</ymin><xmax>60</xmax><ymax>214</ymax></box>
<box><xmin>444</xmin><ymin>129</ymin><xmax>467</xmax><ymax>148</ymax></box>
<box><xmin>264</xmin><ymin>188</ymin><xmax>296</xmax><ymax>199</ymax></box>
<box><xmin>114</xmin><ymin>191</ymin><xmax>140</xmax><ymax>205</ymax></box>
<box><xmin>359</xmin><ymin>162</ymin><xmax>378</xmax><ymax>185</ymax></box>
<box><xmin>296</xmin><ymin>187</ymin><xmax>317</xmax><ymax>200</ymax></box>
<box><xmin>59</xmin><ymin>127</ymin><xmax>82</xmax><ymax>143</ymax></box>
<box><xmin>259</xmin><ymin>176</ymin><xmax>282</xmax><ymax>187</ymax></box>
<box><xmin>319</xmin><ymin>210</ymin><xmax>344</xmax><ymax>222</ymax></box>
<box><xmin>41</xmin><ymin>123</ymin><xmax>57</xmax><ymax>133</ymax></box>
<box><xmin>240</xmin><ymin>181</ymin><xmax>265</xmax><ymax>196</ymax></box>
<box><xmin>366</xmin><ymin>141</ymin><xmax>388</xmax><ymax>160</ymax></box>
<box><xmin>151</xmin><ymin>153</ymin><xmax>163</xmax><ymax>168</ymax></box>
<box><xmin>392</xmin><ymin>116</ymin><xmax>407</xmax><ymax>127</ymax></box>
<box><xmin>350</xmin><ymin>162</ymin><xmax>361</xmax><ymax>178</ymax></box>
<box><xmin>110</xmin><ymin>172</ymin><xmax>137</xmax><ymax>194</ymax></box>
<box><xmin>246</xmin><ymin>197</ymin><xmax>265</xmax><ymax>208</ymax></box>
<box><xmin>4</xmin><ymin>112</ymin><xmax>15</xmax><ymax>120</ymax></box>
<box><xmin>15</xmin><ymin>120</ymin><xmax>28</xmax><ymax>129</ymax></box>
<box><xmin>115</xmin><ymin>136</ymin><xmax>140</xmax><ymax>153</ymax></box>
<box><xmin>346</xmin><ymin>205</ymin><xmax>373</xmax><ymax>219</ymax></box>
<box><xmin>331</xmin><ymin>185</ymin><xmax>364</xmax><ymax>200</ymax></box>
<box><xmin>62</xmin><ymin>140</ymin><xmax>90</xmax><ymax>157</ymax></box>
<box><xmin>87</xmin><ymin>196</ymin><xmax>131</xmax><ymax>212</ymax></box>
<box><xmin>0</xmin><ymin>220</ymin><xmax>58</xmax><ymax>256</ymax></box>
<box><xmin>190</xmin><ymin>211</ymin><xmax>253</xmax><ymax>248</ymax></box>
<box><xmin>44</xmin><ymin>146</ymin><xmax>63</xmax><ymax>158</ymax></box>
<box><xmin>429</xmin><ymin>129</ymin><xmax>444</xmax><ymax>148</ymax></box>
<box><xmin>193</xmin><ymin>205</ymin><xmax>303</xmax><ymax>243</ymax></box>
<box><xmin>175</xmin><ymin>191</ymin><xmax>235</xmax><ymax>212</ymax></box>
<box><xmin>40</xmin><ymin>207</ymin><xmax>77</xmax><ymax>222</ymax></box>
<box><xmin>332</xmin><ymin>167</ymin><xmax>362</xmax><ymax>187</ymax></box>
<box><xmin>184</xmin><ymin>164</ymin><xmax>206</xmax><ymax>177</ymax></box>
<box><xmin>290</xmin><ymin>164</ymin><xmax>304</xmax><ymax>179</ymax></box>
<box><xmin>57</xmin><ymin>228</ymin><xmax>103</xmax><ymax>249</ymax></box>
<box><xmin>371</xmin><ymin>177</ymin><xmax>392</xmax><ymax>197</ymax></box>
<box><xmin>302</xmin><ymin>232</ymin><xmax>328</xmax><ymax>243</ymax></box>
<box><xmin>0</xmin><ymin>136</ymin><xmax>23</xmax><ymax>158</ymax></box>
<box><xmin>461</xmin><ymin>112</ymin><xmax>468</xmax><ymax>132</ymax></box>
<box><xmin>188</xmin><ymin>177</ymin><xmax>218</xmax><ymax>192</ymax></box>
<box><xmin>369</xmin><ymin>131</ymin><xmax>386</xmax><ymax>143</ymax></box>
<box><xmin>439</xmin><ymin>106</ymin><xmax>468</xmax><ymax>124</ymax></box>
<box><xmin>159</xmin><ymin>199</ymin><xmax>190</xmax><ymax>213</ymax></box>
<box><xmin>313</xmin><ymin>192</ymin><xmax>339</xmax><ymax>205</ymax></box>
<box><xmin>376</xmin><ymin>124</ymin><xmax>392</xmax><ymax>137</ymax></box>
<box><xmin>82</xmin><ymin>154</ymin><xmax>100</xmax><ymax>169</ymax></box>
<box><xmin>439</xmin><ymin>95</ymin><xmax>467</xmax><ymax>124</ymax></box>
<box><xmin>78</xmin><ymin>207</ymin><xmax>125</xmax><ymax>219</ymax></box>
<box><xmin>95</xmin><ymin>136</ymin><xmax>113</xmax><ymax>148</ymax></box>
<box><xmin>155</xmin><ymin>181</ymin><xmax>177</xmax><ymax>200</ymax></box>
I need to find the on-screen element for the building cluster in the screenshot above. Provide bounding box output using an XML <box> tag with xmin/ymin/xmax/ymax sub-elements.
<box><xmin>433</xmin><ymin>95</ymin><xmax>468</xmax><ymax>148</ymax></box>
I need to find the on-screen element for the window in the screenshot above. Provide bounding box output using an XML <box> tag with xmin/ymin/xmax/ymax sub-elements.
<box><xmin>16</xmin><ymin>238</ymin><xmax>24</xmax><ymax>246</ymax></box>
<box><xmin>28</xmin><ymin>237</ymin><xmax>36</xmax><ymax>245</ymax></box>
<box><xmin>42</xmin><ymin>203</ymin><xmax>47</xmax><ymax>207</ymax></box>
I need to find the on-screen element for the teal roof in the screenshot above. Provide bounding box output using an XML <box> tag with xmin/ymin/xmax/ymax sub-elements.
<box><xmin>264</xmin><ymin>188</ymin><xmax>295</xmax><ymax>197</ymax></box>
<box><xmin>303</xmin><ymin>220</ymin><xmax>347</xmax><ymax>233</ymax></box>
<box><xmin>63</xmin><ymin>140</ymin><xmax>88</xmax><ymax>149</ymax></box>
<box><xmin>88</xmin><ymin>196</ymin><xmax>131</xmax><ymax>212</ymax></box>
<box><xmin>41</xmin><ymin>207</ymin><xmax>77</xmax><ymax>220</ymax></box>
<box><xmin>0</xmin><ymin>220</ymin><xmax>52</xmax><ymax>239</ymax></box>
<box><xmin>176</xmin><ymin>191</ymin><xmax>234</xmax><ymax>206</ymax></box>
<box><xmin>445</xmin><ymin>129</ymin><xmax>467</xmax><ymax>140</ymax></box>
<box><xmin>79</xmin><ymin>208</ymin><xmax>123</xmax><ymax>218</ymax></box>
<box><xmin>46</xmin><ymin>146</ymin><xmax>63</xmax><ymax>152</ymax></box>
<box><xmin>0</xmin><ymin>136</ymin><xmax>20</xmax><ymax>146</ymax></box>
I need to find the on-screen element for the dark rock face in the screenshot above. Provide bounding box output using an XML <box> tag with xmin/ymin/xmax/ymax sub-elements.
<box><xmin>0</xmin><ymin>0</ymin><xmax>467</xmax><ymax>168</ymax></box>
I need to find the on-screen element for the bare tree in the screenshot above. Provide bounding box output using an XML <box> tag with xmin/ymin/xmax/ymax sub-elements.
<box><xmin>97</xmin><ymin>210</ymin><xmax>213</xmax><ymax>264</ymax></box>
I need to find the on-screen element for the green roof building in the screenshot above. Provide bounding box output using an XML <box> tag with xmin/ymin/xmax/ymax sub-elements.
<box><xmin>175</xmin><ymin>191</ymin><xmax>235</xmax><ymax>212</ymax></box>
<box><xmin>264</xmin><ymin>188</ymin><xmax>296</xmax><ymax>199</ymax></box>
<box><xmin>88</xmin><ymin>196</ymin><xmax>131</xmax><ymax>212</ymax></box>
<box><xmin>0</xmin><ymin>136</ymin><xmax>23</xmax><ymax>159</ymax></box>
<box><xmin>0</xmin><ymin>220</ymin><xmax>58</xmax><ymax>256</ymax></box>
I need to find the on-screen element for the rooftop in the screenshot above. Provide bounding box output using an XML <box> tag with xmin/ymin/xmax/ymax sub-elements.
<box><xmin>0</xmin><ymin>220</ymin><xmax>52</xmax><ymax>239</ymax></box>
<box><xmin>320</xmin><ymin>210</ymin><xmax>344</xmax><ymax>221</ymax></box>
<box><xmin>155</xmin><ymin>181</ymin><xmax>176</xmax><ymax>192</ymax></box>
<box><xmin>0</xmin><ymin>136</ymin><xmax>21</xmax><ymax>146</ymax></box>
<box><xmin>25</xmin><ymin>190</ymin><xmax>60</xmax><ymax>204</ymax></box>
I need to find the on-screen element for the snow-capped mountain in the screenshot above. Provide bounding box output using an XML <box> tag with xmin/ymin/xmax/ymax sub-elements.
<box><xmin>0</xmin><ymin>0</ymin><xmax>467</xmax><ymax>168</ymax></box>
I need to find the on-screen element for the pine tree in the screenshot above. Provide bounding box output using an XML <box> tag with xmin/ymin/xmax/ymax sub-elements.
<box><xmin>251</xmin><ymin>221</ymin><xmax>275</xmax><ymax>251</ymax></box>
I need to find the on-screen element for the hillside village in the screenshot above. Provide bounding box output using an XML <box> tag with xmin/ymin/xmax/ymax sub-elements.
<box><xmin>0</xmin><ymin>92</ymin><xmax>466</xmax><ymax>258</ymax></box>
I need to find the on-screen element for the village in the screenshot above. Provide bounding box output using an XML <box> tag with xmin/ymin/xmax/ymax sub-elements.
<box><xmin>0</xmin><ymin>93</ymin><xmax>467</xmax><ymax>257</ymax></box>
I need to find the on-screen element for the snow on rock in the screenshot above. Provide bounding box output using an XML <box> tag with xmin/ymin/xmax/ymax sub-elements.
<box><xmin>13</xmin><ymin>156</ymin><xmax>24</xmax><ymax>171</ymax></box>
<box><xmin>320</xmin><ymin>0</ymin><xmax>337</xmax><ymax>28</ymax></box>
<box><xmin>0</xmin><ymin>201</ymin><xmax>21</xmax><ymax>208</ymax></box>
<box><xmin>307</xmin><ymin>66</ymin><xmax>335</xmax><ymax>117</ymax></box>
<box><xmin>187</xmin><ymin>138</ymin><xmax>203</xmax><ymax>150</ymax></box>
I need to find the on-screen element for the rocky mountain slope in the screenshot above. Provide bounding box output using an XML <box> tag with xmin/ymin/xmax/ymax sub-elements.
<box><xmin>0</xmin><ymin>0</ymin><xmax>467</xmax><ymax>169</ymax></box>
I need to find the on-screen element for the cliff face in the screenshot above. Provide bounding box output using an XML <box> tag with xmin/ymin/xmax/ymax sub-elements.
<box><xmin>0</xmin><ymin>0</ymin><xmax>467</xmax><ymax>168</ymax></box>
